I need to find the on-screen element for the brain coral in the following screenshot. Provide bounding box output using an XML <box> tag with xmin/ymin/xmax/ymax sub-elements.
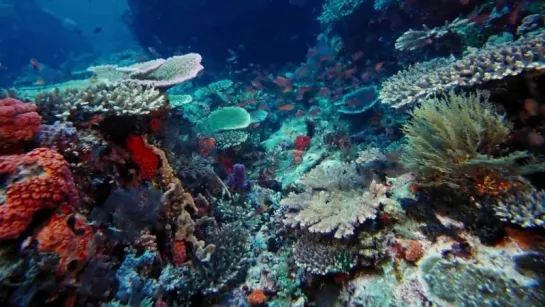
<box><xmin>0</xmin><ymin>97</ymin><xmax>41</xmax><ymax>147</ymax></box>
<box><xmin>0</xmin><ymin>148</ymin><xmax>79</xmax><ymax>240</ymax></box>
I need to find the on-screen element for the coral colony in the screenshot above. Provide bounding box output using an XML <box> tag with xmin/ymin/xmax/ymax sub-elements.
<box><xmin>1</xmin><ymin>0</ymin><xmax>545</xmax><ymax>306</ymax></box>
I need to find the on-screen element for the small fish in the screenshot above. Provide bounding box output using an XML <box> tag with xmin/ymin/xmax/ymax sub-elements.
<box><xmin>93</xmin><ymin>27</ymin><xmax>102</xmax><ymax>34</ymax></box>
<box><xmin>352</xmin><ymin>51</ymin><xmax>364</xmax><ymax>61</ymax></box>
<box><xmin>90</xmin><ymin>75</ymin><xmax>98</xmax><ymax>83</ymax></box>
<box><xmin>374</xmin><ymin>61</ymin><xmax>385</xmax><ymax>72</ymax></box>
<box><xmin>33</xmin><ymin>77</ymin><xmax>46</xmax><ymax>86</ymax></box>
<box><xmin>277</xmin><ymin>104</ymin><xmax>295</xmax><ymax>111</ymax></box>
<box><xmin>273</xmin><ymin>76</ymin><xmax>291</xmax><ymax>87</ymax></box>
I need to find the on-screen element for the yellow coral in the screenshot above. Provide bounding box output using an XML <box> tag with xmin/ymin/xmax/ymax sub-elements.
<box><xmin>401</xmin><ymin>91</ymin><xmax>541</xmax><ymax>193</ymax></box>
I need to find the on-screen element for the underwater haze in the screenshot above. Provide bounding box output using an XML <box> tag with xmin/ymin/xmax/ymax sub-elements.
<box><xmin>1</xmin><ymin>0</ymin><xmax>545</xmax><ymax>306</ymax></box>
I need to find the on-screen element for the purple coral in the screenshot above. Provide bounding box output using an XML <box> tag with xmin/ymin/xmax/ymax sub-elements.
<box><xmin>227</xmin><ymin>163</ymin><xmax>252</xmax><ymax>194</ymax></box>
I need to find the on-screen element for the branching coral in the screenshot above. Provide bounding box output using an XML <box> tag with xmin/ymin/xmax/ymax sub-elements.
<box><xmin>495</xmin><ymin>189</ymin><xmax>545</xmax><ymax>228</ymax></box>
<box><xmin>282</xmin><ymin>160</ymin><xmax>396</xmax><ymax>238</ymax></box>
<box><xmin>34</xmin><ymin>82</ymin><xmax>166</xmax><ymax>122</ymax></box>
<box><xmin>0</xmin><ymin>148</ymin><xmax>78</xmax><ymax>240</ymax></box>
<box><xmin>401</xmin><ymin>91</ymin><xmax>543</xmax><ymax>193</ymax></box>
<box><xmin>293</xmin><ymin>234</ymin><xmax>358</xmax><ymax>275</ymax></box>
<box><xmin>395</xmin><ymin>17</ymin><xmax>473</xmax><ymax>51</ymax></box>
<box><xmin>381</xmin><ymin>30</ymin><xmax>545</xmax><ymax>108</ymax></box>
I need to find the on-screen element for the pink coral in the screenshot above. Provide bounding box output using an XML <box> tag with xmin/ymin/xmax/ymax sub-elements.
<box><xmin>0</xmin><ymin>148</ymin><xmax>78</xmax><ymax>240</ymax></box>
<box><xmin>404</xmin><ymin>240</ymin><xmax>424</xmax><ymax>263</ymax></box>
<box><xmin>0</xmin><ymin>97</ymin><xmax>41</xmax><ymax>146</ymax></box>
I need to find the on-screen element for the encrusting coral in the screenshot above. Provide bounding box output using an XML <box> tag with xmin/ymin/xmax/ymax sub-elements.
<box><xmin>0</xmin><ymin>148</ymin><xmax>78</xmax><ymax>240</ymax></box>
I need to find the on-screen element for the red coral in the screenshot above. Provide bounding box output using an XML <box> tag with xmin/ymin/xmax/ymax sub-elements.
<box><xmin>34</xmin><ymin>206</ymin><xmax>95</xmax><ymax>273</ymax></box>
<box><xmin>126</xmin><ymin>135</ymin><xmax>159</xmax><ymax>180</ymax></box>
<box><xmin>295</xmin><ymin>135</ymin><xmax>311</xmax><ymax>151</ymax></box>
<box><xmin>0</xmin><ymin>148</ymin><xmax>79</xmax><ymax>240</ymax></box>
<box><xmin>247</xmin><ymin>289</ymin><xmax>267</xmax><ymax>305</ymax></box>
<box><xmin>172</xmin><ymin>240</ymin><xmax>187</xmax><ymax>266</ymax></box>
<box><xmin>404</xmin><ymin>240</ymin><xmax>424</xmax><ymax>263</ymax></box>
<box><xmin>0</xmin><ymin>97</ymin><xmax>41</xmax><ymax>145</ymax></box>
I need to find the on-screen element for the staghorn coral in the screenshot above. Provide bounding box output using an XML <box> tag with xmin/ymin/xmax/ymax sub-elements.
<box><xmin>115</xmin><ymin>251</ymin><xmax>159</xmax><ymax>304</ymax></box>
<box><xmin>400</xmin><ymin>91</ymin><xmax>543</xmax><ymax>193</ymax></box>
<box><xmin>88</xmin><ymin>53</ymin><xmax>204</xmax><ymax>89</ymax></box>
<box><xmin>0</xmin><ymin>148</ymin><xmax>78</xmax><ymax>240</ymax></box>
<box><xmin>381</xmin><ymin>30</ymin><xmax>545</xmax><ymax>108</ymax></box>
<box><xmin>419</xmin><ymin>255</ymin><xmax>544</xmax><ymax>306</ymax></box>
<box><xmin>293</xmin><ymin>234</ymin><xmax>358</xmax><ymax>275</ymax></box>
<box><xmin>194</xmin><ymin>222</ymin><xmax>250</xmax><ymax>294</ymax></box>
<box><xmin>34</xmin><ymin>82</ymin><xmax>167</xmax><ymax>122</ymax></box>
<box><xmin>282</xmin><ymin>160</ymin><xmax>396</xmax><ymax>238</ymax></box>
<box><xmin>0</xmin><ymin>97</ymin><xmax>41</xmax><ymax>148</ymax></box>
<box><xmin>495</xmin><ymin>189</ymin><xmax>545</xmax><ymax>228</ymax></box>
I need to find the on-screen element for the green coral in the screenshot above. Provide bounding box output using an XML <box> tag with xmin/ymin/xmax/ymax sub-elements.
<box><xmin>419</xmin><ymin>255</ymin><xmax>545</xmax><ymax>306</ymax></box>
<box><xmin>197</xmin><ymin>106</ymin><xmax>251</xmax><ymax>134</ymax></box>
<box><xmin>401</xmin><ymin>91</ymin><xmax>544</xmax><ymax>192</ymax></box>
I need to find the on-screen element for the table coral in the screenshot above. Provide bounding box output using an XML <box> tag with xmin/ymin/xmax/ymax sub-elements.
<box><xmin>0</xmin><ymin>97</ymin><xmax>41</xmax><ymax>147</ymax></box>
<box><xmin>0</xmin><ymin>148</ymin><xmax>79</xmax><ymax>240</ymax></box>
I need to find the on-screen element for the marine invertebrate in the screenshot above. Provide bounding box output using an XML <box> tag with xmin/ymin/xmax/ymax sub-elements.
<box><xmin>334</xmin><ymin>85</ymin><xmax>379</xmax><ymax>114</ymax></box>
<box><xmin>0</xmin><ymin>97</ymin><xmax>41</xmax><ymax>148</ymax></box>
<box><xmin>197</xmin><ymin>106</ymin><xmax>251</xmax><ymax>134</ymax></box>
<box><xmin>381</xmin><ymin>31</ymin><xmax>545</xmax><ymax>108</ymax></box>
<box><xmin>227</xmin><ymin>164</ymin><xmax>252</xmax><ymax>194</ymax></box>
<box><xmin>214</xmin><ymin>130</ymin><xmax>249</xmax><ymax>149</ymax></box>
<box><xmin>91</xmin><ymin>185</ymin><xmax>163</xmax><ymax>242</ymax></box>
<box><xmin>0</xmin><ymin>148</ymin><xmax>78</xmax><ymax>240</ymax></box>
<box><xmin>294</xmin><ymin>135</ymin><xmax>311</xmax><ymax>151</ymax></box>
<box><xmin>495</xmin><ymin>189</ymin><xmax>545</xmax><ymax>228</ymax></box>
<box><xmin>293</xmin><ymin>234</ymin><xmax>358</xmax><ymax>275</ymax></box>
<box><xmin>115</xmin><ymin>251</ymin><xmax>159</xmax><ymax>303</ymax></box>
<box><xmin>88</xmin><ymin>53</ymin><xmax>204</xmax><ymax>89</ymax></box>
<box><xmin>395</xmin><ymin>17</ymin><xmax>473</xmax><ymax>51</ymax></box>
<box><xmin>247</xmin><ymin>289</ymin><xmax>266</xmax><ymax>305</ymax></box>
<box><xmin>126</xmin><ymin>135</ymin><xmax>159</xmax><ymax>180</ymax></box>
<box><xmin>418</xmin><ymin>255</ymin><xmax>544</xmax><ymax>305</ymax></box>
<box><xmin>34</xmin><ymin>82</ymin><xmax>167</xmax><ymax>122</ymax></box>
<box><xmin>400</xmin><ymin>91</ymin><xmax>541</xmax><ymax>193</ymax></box>
<box><xmin>404</xmin><ymin>240</ymin><xmax>424</xmax><ymax>263</ymax></box>
<box><xmin>34</xmin><ymin>208</ymin><xmax>95</xmax><ymax>273</ymax></box>
<box><xmin>282</xmin><ymin>160</ymin><xmax>396</xmax><ymax>238</ymax></box>
<box><xmin>318</xmin><ymin>0</ymin><xmax>366</xmax><ymax>25</ymax></box>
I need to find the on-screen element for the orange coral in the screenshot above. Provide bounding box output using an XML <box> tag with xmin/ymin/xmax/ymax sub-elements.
<box><xmin>126</xmin><ymin>135</ymin><xmax>159</xmax><ymax>180</ymax></box>
<box><xmin>34</xmin><ymin>206</ymin><xmax>95</xmax><ymax>273</ymax></box>
<box><xmin>172</xmin><ymin>240</ymin><xmax>187</xmax><ymax>265</ymax></box>
<box><xmin>247</xmin><ymin>289</ymin><xmax>266</xmax><ymax>305</ymax></box>
<box><xmin>0</xmin><ymin>148</ymin><xmax>79</xmax><ymax>240</ymax></box>
<box><xmin>404</xmin><ymin>240</ymin><xmax>424</xmax><ymax>263</ymax></box>
<box><xmin>0</xmin><ymin>97</ymin><xmax>41</xmax><ymax>146</ymax></box>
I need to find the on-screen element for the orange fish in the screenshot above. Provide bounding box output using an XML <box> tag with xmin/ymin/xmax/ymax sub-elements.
<box><xmin>277</xmin><ymin>104</ymin><xmax>295</xmax><ymax>111</ymax></box>
<box><xmin>282</xmin><ymin>85</ymin><xmax>293</xmax><ymax>93</ymax></box>
<box><xmin>273</xmin><ymin>76</ymin><xmax>291</xmax><ymax>87</ymax></box>
<box><xmin>374</xmin><ymin>61</ymin><xmax>385</xmax><ymax>72</ymax></box>
<box><xmin>352</xmin><ymin>51</ymin><xmax>364</xmax><ymax>61</ymax></box>
<box><xmin>33</xmin><ymin>77</ymin><xmax>46</xmax><ymax>86</ymax></box>
<box><xmin>309</xmin><ymin>107</ymin><xmax>321</xmax><ymax>116</ymax></box>
<box><xmin>320</xmin><ymin>55</ymin><xmax>331</xmax><ymax>62</ymax></box>
<box><xmin>297</xmin><ymin>87</ymin><xmax>312</xmax><ymax>94</ymax></box>
<box><xmin>295</xmin><ymin>109</ymin><xmax>305</xmax><ymax>117</ymax></box>
<box><xmin>307</xmin><ymin>48</ymin><xmax>318</xmax><ymax>57</ymax></box>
